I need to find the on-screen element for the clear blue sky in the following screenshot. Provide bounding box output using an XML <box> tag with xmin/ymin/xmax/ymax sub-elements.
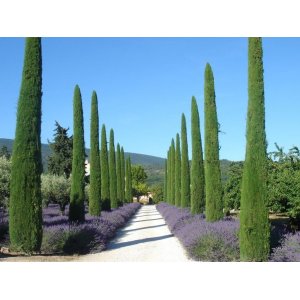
<box><xmin>0</xmin><ymin>37</ymin><xmax>299</xmax><ymax>161</ymax></box>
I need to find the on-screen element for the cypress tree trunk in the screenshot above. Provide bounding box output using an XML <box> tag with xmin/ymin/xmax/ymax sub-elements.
<box><xmin>240</xmin><ymin>38</ymin><xmax>269</xmax><ymax>261</ymax></box>
<box><xmin>191</xmin><ymin>97</ymin><xmax>205</xmax><ymax>214</ymax></box>
<box><xmin>116</xmin><ymin>143</ymin><xmax>122</xmax><ymax>206</ymax></box>
<box><xmin>170</xmin><ymin>139</ymin><xmax>175</xmax><ymax>205</ymax></box>
<box><xmin>69</xmin><ymin>85</ymin><xmax>86</xmax><ymax>222</ymax></box>
<box><xmin>204</xmin><ymin>63</ymin><xmax>223</xmax><ymax>222</ymax></box>
<box><xmin>125</xmin><ymin>157</ymin><xmax>133</xmax><ymax>203</ymax></box>
<box><xmin>120</xmin><ymin>147</ymin><xmax>125</xmax><ymax>204</ymax></box>
<box><xmin>89</xmin><ymin>91</ymin><xmax>101</xmax><ymax>216</ymax></box>
<box><xmin>164</xmin><ymin>159</ymin><xmax>168</xmax><ymax>202</ymax></box>
<box><xmin>175</xmin><ymin>133</ymin><xmax>181</xmax><ymax>207</ymax></box>
<box><xmin>101</xmin><ymin>124</ymin><xmax>110</xmax><ymax>210</ymax></box>
<box><xmin>181</xmin><ymin>113</ymin><xmax>190</xmax><ymax>208</ymax></box>
<box><xmin>9</xmin><ymin>37</ymin><xmax>43</xmax><ymax>253</ymax></box>
<box><xmin>109</xmin><ymin>129</ymin><xmax>117</xmax><ymax>209</ymax></box>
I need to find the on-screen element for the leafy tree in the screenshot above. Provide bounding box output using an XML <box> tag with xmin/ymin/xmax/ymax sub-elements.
<box><xmin>223</xmin><ymin>162</ymin><xmax>243</xmax><ymax>213</ymax></box>
<box><xmin>131</xmin><ymin>164</ymin><xmax>149</xmax><ymax>197</ymax></box>
<box><xmin>120</xmin><ymin>147</ymin><xmax>125</xmax><ymax>204</ymax></box>
<box><xmin>100</xmin><ymin>124</ymin><xmax>110</xmax><ymax>210</ymax></box>
<box><xmin>240</xmin><ymin>38</ymin><xmax>269</xmax><ymax>261</ymax></box>
<box><xmin>170</xmin><ymin>138</ymin><xmax>175</xmax><ymax>205</ymax></box>
<box><xmin>109</xmin><ymin>129</ymin><xmax>117</xmax><ymax>209</ymax></box>
<box><xmin>191</xmin><ymin>97</ymin><xmax>205</xmax><ymax>214</ymax></box>
<box><xmin>204</xmin><ymin>63</ymin><xmax>223</xmax><ymax>222</ymax></box>
<box><xmin>125</xmin><ymin>157</ymin><xmax>133</xmax><ymax>202</ymax></box>
<box><xmin>9</xmin><ymin>38</ymin><xmax>43</xmax><ymax>252</ymax></box>
<box><xmin>175</xmin><ymin>133</ymin><xmax>181</xmax><ymax>207</ymax></box>
<box><xmin>116</xmin><ymin>143</ymin><xmax>122</xmax><ymax>206</ymax></box>
<box><xmin>41</xmin><ymin>174</ymin><xmax>70</xmax><ymax>215</ymax></box>
<box><xmin>0</xmin><ymin>156</ymin><xmax>11</xmax><ymax>210</ymax></box>
<box><xmin>89</xmin><ymin>91</ymin><xmax>101</xmax><ymax>216</ymax></box>
<box><xmin>69</xmin><ymin>85</ymin><xmax>86</xmax><ymax>222</ymax></box>
<box><xmin>0</xmin><ymin>146</ymin><xmax>11</xmax><ymax>159</ymax></box>
<box><xmin>151</xmin><ymin>184</ymin><xmax>164</xmax><ymax>204</ymax></box>
<box><xmin>181</xmin><ymin>113</ymin><xmax>190</xmax><ymax>208</ymax></box>
<box><xmin>164</xmin><ymin>159</ymin><xmax>168</xmax><ymax>202</ymax></box>
<box><xmin>47</xmin><ymin>121</ymin><xmax>73</xmax><ymax>178</ymax></box>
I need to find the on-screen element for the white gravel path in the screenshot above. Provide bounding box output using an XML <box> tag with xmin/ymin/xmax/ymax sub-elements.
<box><xmin>78</xmin><ymin>205</ymin><xmax>189</xmax><ymax>262</ymax></box>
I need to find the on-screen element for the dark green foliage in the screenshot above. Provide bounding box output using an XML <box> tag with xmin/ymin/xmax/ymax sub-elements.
<box><xmin>120</xmin><ymin>147</ymin><xmax>125</xmax><ymax>204</ymax></box>
<box><xmin>240</xmin><ymin>38</ymin><xmax>270</xmax><ymax>261</ymax></box>
<box><xmin>204</xmin><ymin>63</ymin><xmax>223</xmax><ymax>222</ymax></box>
<box><xmin>170</xmin><ymin>139</ymin><xmax>175</xmax><ymax>205</ymax></box>
<box><xmin>175</xmin><ymin>133</ymin><xmax>181</xmax><ymax>207</ymax></box>
<box><xmin>109</xmin><ymin>129</ymin><xmax>117</xmax><ymax>209</ymax></box>
<box><xmin>191</xmin><ymin>97</ymin><xmax>205</xmax><ymax>214</ymax></box>
<box><xmin>167</xmin><ymin>148</ymin><xmax>171</xmax><ymax>203</ymax></box>
<box><xmin>9</xmin><ymin>38</ymin><xmax>43</xmax><ymax>252</ymax></box>
<box><xmin>223</xmin><ymin>162</ymin><xmax>243</xmax><ymax>213</ymax></box>
<box><xmin>100</xmin><ymin>125</ymin><xmax>110</xmax><ymax>210</ymax></box>
<box><xmin>125</xmin><ymin>157</ymin><xmax>133</xmax><ymax>203</ymax></box>
<box><xmin>89</xmin><ymin>91</ymin><xmax>101</xmax><ymax>216</ymax></box>
<box><xmin>0</xmin><ymin>146</ymin><xmax>11</xmax><ymax>159</ymax></box>
<box><xmin>151</xmin><ymin>184</ymin><xmax>164</xmax><ymax>204</ymax></box>
<box><xmin>69</xmin><ymin>85</ymin><xmax>85</xmax><ymax>222</ymax></box>
<box><xmin>164</xmin><ymin>159</ymin><xmax>168</xmax><ymax>202</ymax></box>
<box><xmin>181</xmin><ymin>113</ymin><xmax>190</xmax><ymax>208</ymax></box>
<box><xmin>48</xmin><ymin>121</ymin><xmax>73</xmax><ymax>178</ymax></box>
<box><xmin>116</xmin><ymin>144</ymin><xmax>122</xmax><ymax>206</ymax></box>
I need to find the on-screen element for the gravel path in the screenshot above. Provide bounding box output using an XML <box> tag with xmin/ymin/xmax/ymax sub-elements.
<box><xmin>79</xmin><ymin>205</ymin><xmax>189</xmax><ymax>262</ymax></box>
<box><xmin>0</xmin><ymin>205</ymin><xmax>189</xmax><ymax>262</ymax></box>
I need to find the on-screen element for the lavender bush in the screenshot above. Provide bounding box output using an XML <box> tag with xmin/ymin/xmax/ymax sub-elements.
<box><xmin>157</xmin><ymin>202</ymin><xmax>239</xmax><ymax>261</ymax></box>
<box><xmin>270</xmin><ymin>232</ymin><xmax>300</xmax><ymax>262</ymax></box>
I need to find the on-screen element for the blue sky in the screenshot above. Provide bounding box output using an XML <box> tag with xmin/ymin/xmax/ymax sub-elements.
<box><xmin>0</xmin><ymin>37</ymin><xmax>299</xmax><ymax>161</ymax></box>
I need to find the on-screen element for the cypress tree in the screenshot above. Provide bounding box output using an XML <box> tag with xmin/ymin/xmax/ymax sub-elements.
<box><xmin>109</xmin><ymin>129</ymin><xmax>117</xmax><ymax>209</ymax></box>
<box><xmin>100</xmin><ymin>124</ymin><xmax>110</xmax><ymax>210</ymax></box>
<box><xmin>175</xmin><ymin>133</ymin><xmax>181</xmax><ymax>207</ymax></box>
<box><xmin>191</xmin><ymin>97</ymin><xmax>205</xmax><ymax>214</ymax></box>
<box><xmin>120</xmin><ymin>147</ymin><xmax>125</xmax><ymax>204</ymax></box>
<box><xmin>89</xmin><ymin>91</ymin><xmax>101</xmax><ymax>216</ymax></box>
<box><xmin>181</xmin><ymin>113</ymin><xmax>190</xmax><ymax>208</ymax></box>
<box><xmin>164</xmin><ymin>159</ymin><xmax>168</xmax><ymax>202</ymax></box>
<box><xmin>240</xmin><ymin>38</ymin><xmax>269</xmax><ymax>261</ymax></box>
<box><xmin>116</xmin><ymin>143</ymin><xmax>122</xmax><ymax>206</ymax></box>
<box><xmin>69</xmin><ymin>85</ymin><xmax>86</xmax><ymax>222</ymax></box>
<box><xmin>166</xmin><ymin>148</ymin><xmax>171</xmax><ymax>204</ymax></box>
<box><xmin>9</xmin><ymin>37</ymin><xmax>43</xmax><ymax>252</ymax></box>
<box><xmin>170</xmin><ymin>139</ymin><xmax>175</xmax><ymax>205</ymax></box>
<box><xmin>125</xmin><ymin>157</ymin><xmax>133</xmax><ymax>203</ymax></box>
<box><xmin>204</xmin><ymin>63</ymin><xmax>223</xmax><ymax>222</ymax></box>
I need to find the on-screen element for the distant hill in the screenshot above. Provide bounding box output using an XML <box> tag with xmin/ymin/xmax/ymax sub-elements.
<box><xmin>0</xmin><ymin>138</ymin><xmax>233</xmax><ymax>187</ymax></box>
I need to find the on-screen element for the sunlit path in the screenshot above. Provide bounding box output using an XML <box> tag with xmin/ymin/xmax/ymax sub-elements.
<box><xmin>79</xmin><ymin>205</ymin><xmax>189</xmax><ymax>262</ymax></box>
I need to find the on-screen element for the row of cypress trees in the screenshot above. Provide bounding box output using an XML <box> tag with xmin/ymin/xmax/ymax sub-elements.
<box><xmin>164</xmin><ymin>63</ymin><xmax>223</xmax><ymax>222</ymax></box>
<box><xmin>164</xmin><ymin>38</ymin><xmax>269</xmax><ymax>261</ymax></box>
<box><xmin>8</xmin><ymin>37</ymin><xmax>133</xmax><ymax>253</ymax></box>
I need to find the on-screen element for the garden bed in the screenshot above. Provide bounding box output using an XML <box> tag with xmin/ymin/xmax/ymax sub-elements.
<box><xmin>0</xmin><ymin>203</ymin><xmax>141</xmax><ymax>257</ymax></box>
<box><xmin>156</xmin><ymin>202</ymin><xmax>300</xmax><ymax>262</ymax></box>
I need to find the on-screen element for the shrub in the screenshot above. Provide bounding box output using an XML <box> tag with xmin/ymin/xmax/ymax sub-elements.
<box><xmin>0</xmin><ymin>156</ymin><xmax>11</xmax><ymax>210</ymax></box>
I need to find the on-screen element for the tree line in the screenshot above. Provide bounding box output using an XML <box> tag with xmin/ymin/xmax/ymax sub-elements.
<box><xmin>164</xmin><ymin>38</ymin><xmax>269</xmax><ymax>261</ymax></box>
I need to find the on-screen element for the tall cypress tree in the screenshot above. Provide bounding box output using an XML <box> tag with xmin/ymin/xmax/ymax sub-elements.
<box><xmin>175</xmin><ymin>133</ymin><xmax>181</xmax><ymax>207</ymax></box>
<box><xmin>191</xmin><ymin>97</ymin><xmax>205</xmax><ymax>214</ymax></box>
<box><xmin>181</xmin><ymin>113</ymin><xmax>190</xmax><ymax>208</ymax></box>
<box><xmin>69</xmin><ymin>85</ymin><xmax>86</xmax><ymax>222</ymax></box>
<box><xmin>89</xmin><ymin>91</ymin><xmax>101</xmax><ymax>216</ymax></box>
<box><xmin>109</xmin><ymin>129</ymin><xmax>117</xmax><ymax>209</ymax></box>
<box><xmin>204</xmin><ymin>63</ymin><xmax>223</xmax><ymax>222</ymax></box>
<box><xmin>100</xmin><ymin>124</ymin><xmax>110</xmax><ymax>210</ymax></box>
<box><xmin>125</xmin><ymin>157</ymin><xmax>133</xmax><ymax>203</ymax></box>
<box><xmin>9</xmin><ymin>37</ymin><xmax>43</xmax><ymax>252</ymax></box>
<box><xmin>116</xmin><ymin>143</ymin><xmax>122</xmax><ymax>206</ymax></box>
<box><xmin>240</xmin><ymin>38</ymin><xmax>269</xmax><ymax>261</ymax></box>
<box><xmin>120</xmin><ymin>147</ymin><xmax>125</xmax><ymax>204</ymax></box>
<box><xmin>164</xmin><ymin>159</ymin><xmax>168</xmax><ymax>202</ymax></box>
<box><xmin>170</xmin><ymin>139</ymin><xmax>175</xmax><ymax>205</ymax></box>
<box><xmin>166</xmin><ymin>148</ymin><xmax>171</xmax><ymax>204</ymax></box>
